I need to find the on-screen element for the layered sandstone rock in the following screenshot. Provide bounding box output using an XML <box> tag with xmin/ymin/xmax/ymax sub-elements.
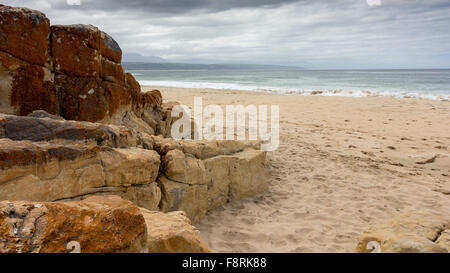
<box><xmin>0</xmin><ymin>5</ymin><xmax>271</xmax><ymax>253</ymax></box>
<box><xmin>0</xmin><ymin>138</ymin><xmax>160</xmax><ymax>204</ymax></box>
<box><xmin>0</xmin><ymin>196</ymin><xmax>147</xmax><ymax>253</ymax></box>
<box><xmin>140</xmin><ymin>208</ymin><xmax>209</xmax><ymax>253</ymax></box>
<box><xmin>356</xmin><ymin>212</ymin><xmax>450</xmax><ymax>253</ymax></box>
<box><xmin>155</xmin><ymin>137</ymin><xmax>269</xmax><ymax>223</ymax></box>
<box><xmin>0</xmin><ymin>113</ymin><xmax>269</xmax><ymax>224</ymax></box>
<box><xmin>0</xmin><ymin>114</ymin><xmax>161</xmax><ymax>206</ymax></box>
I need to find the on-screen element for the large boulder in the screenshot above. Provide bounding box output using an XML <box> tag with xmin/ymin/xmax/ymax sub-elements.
<box><xmin>0</xmin><ymin>196</ymin><xmax>147</xmax><ymax>253</ymax></box>
<box><xmin>140</xmin><ymin>208</ymin><xmax>209</xmax><ymax>253</ymax></box>
<box><xmin>356</xmin><ymin>212</ymin><xmax>450</xmax><ymax>253</ymax></box>
<box><xmin>0</xmin><ymin>5</ymin><xmax>51</xmax><ymax>66</ymax></box>
<box><xmin>0</xmin><ymin>6</ymin><xmax>57</xmax><ymax>116</ymax></box>
<box><xmin>0</xmin><ymin>5</ymin><xmax>166</xmax><ymax>136</ymax></box>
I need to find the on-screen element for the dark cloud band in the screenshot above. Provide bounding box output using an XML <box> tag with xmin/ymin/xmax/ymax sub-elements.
<box><xmin>54</xmin><ymin>0</ymin><xmax>301</xmax><ymax>14</ymax></box>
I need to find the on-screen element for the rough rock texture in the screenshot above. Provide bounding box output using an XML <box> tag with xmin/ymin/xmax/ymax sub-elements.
<box><xmin>356</xmin><ymin>212</ymin><xmax>450</xmax><ymax>253</ymax></box>
<box><xmin>0</xmin><ymin>4</ymin><xmax>272</xmax><ymax>252</ymax></box>
<box><xmin>0</xmin><ymin>6</ymin><xmax>57</xmax><ymax>116</ymax></box>
<box><xmin>0</xmin><ymin>113</ymin><xmax>269</xmax><ymax>224</ymax></box>
<box><xmin>0</xmin><ymin>196</ymin><xmax>147</xmax><ymax>253</ymax></box>
<box><xmin>0</xmin><ymin>113</ymin><xmax>139</xmax><ymax>147</ymax></box>
<box><xmin>0</xmin><ymin>126</ymin><xmax>160</xmax><ymax>205</ymax></box>
<box><xmin>155</xmin><ymin>137</ymin><xmax>269</xmax><ymax>223</ymax></box>
<box><xmin>51</xmin><ymin>24</ymin><xmax>158</xmax><ymax>136</ymax></box>
<box><xmin>140</xmin><ymin>208</ymin><xmax>209</xmax><ymax>253</ymax></box>
<box><xmin>0</xmin><ymin>138</ymin><xmax>160</xmax><ymax>203</ymax></box>
<box><xmin>0</xmin><ymin>5</ymin><xmax>166</xmax><ymax>136</ymax></box>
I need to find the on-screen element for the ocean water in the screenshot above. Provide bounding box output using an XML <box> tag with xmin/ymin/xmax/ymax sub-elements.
<box><xmin>131</xmin><ymin>69</ymin><xmax>450</xmax><ymax>100</ymax></box>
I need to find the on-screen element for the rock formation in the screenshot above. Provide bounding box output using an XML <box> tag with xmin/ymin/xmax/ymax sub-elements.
<box><xmin>0</xmin><ymin>196</ymin><xmax>147</xmax><ymax>253</ymax></box>
<box><xmin>0</xmin><ymin>5</ymin><xmax>171</xmax><ymax>137</ymax></box>
<box><xmin>0</xmin><ymin>112</ymin><xmax>268</xmax><ymax>224</ymax></box>
<box><xmin>0</xmin><ymin>4</ymin><xmax>270</xmax><ymax>252</ymax></box>
<box><xmin>0</xmin><ymin>195</ymin><xmax>210</xmax><ymax>253</ymax></box>
<box><xmin>155</xmin><ymin>137</ymin><xmax>268</xmax><ymax>223</ymax></box>
<box><xmin>356</xmin><ymin>212</ymin><xmax>450</xmax><ymax>253</ymax></box>
<box><xmin>140</xmin><ymin>208</ymin><xmax>210</xmax><ymax>253</ymax></box>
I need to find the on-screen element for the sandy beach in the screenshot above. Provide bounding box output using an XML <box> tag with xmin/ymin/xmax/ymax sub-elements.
<box><xmin>143</xmin><ymin>86</ymin><xmax>450</xmax><ymax>253</ymax></box>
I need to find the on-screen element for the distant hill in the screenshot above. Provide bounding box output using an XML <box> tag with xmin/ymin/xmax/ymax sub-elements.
<box><xmin>122</xmin><ymin>53</ymin><xmax>167</xmax><ymax>63</ymax></box>
<box><xmin>122</xmin><ymin>62</ymin><xmax>303</xmax><ymax>71</ymax></box>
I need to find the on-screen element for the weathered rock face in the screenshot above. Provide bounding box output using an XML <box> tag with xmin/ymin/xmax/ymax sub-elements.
<box><xmin>0</xmin><ymin>113</ymin><xmax>138</xmax><ymax>147</ymax></box>
<box><xmin>51</xmin><ymin>24</ymin><xmax>133</xmax><ymax>124</ymax></box>
<box><xmin>356</xmin><ymin>212</ymin><xmax>450</xmax><ymax>253</ymax></box>
<box><xmin>0</xmin><ymin>113</ymin><xmax>161</xmax><ymax>206</ymax></box>
<box><xmin>0</xmin><ymin>5</ymin><xmax>272</xmax><ymax>252</ymax></box>
<box><xmin>140</xmin><ymin>208</ymin><xmax>209</xmax><ymax>253</ymax></box>
<box><xmin>0</xmin><ymin>6</ymin><xmax>57</xmax><ymax>116</ymax></box>
<box><xmin>155</xmin><ymin>137</ymin><xmax>269</xmax><ymax>223</ymax></box>
<box><xmin>0</xmin><ymin>196</ymin><xmax>147</xmax><ymax>253</ymax></box>
<box><xmin>0</xmin><ymin>138</ymin><xmax>160</xmax><ymax>203</ymax></box>
<box><xmin>0</xmin><ymin>112</ymin><xmax>269</xmax><ymax>224</ymax></box>
<box><xmin>0</xmin><ymin>5</ymin><xmax>165</xmax><ymax>136</ymax></box>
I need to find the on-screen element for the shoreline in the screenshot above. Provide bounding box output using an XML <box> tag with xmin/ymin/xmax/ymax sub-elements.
<box><xmin>140</xmin><ymin>83</ymin><xmax>450</xmax><ymax>101</ymax></box>
<box><xmin>143</xmin><ymin>85</ymin><xmax>450</xmax><ymax>253</ymax></box>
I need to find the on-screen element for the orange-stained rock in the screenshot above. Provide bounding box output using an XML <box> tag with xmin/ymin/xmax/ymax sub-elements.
<box><xmin>142</xmin><ymin>89</ymin><xmax>163</xmax><ymax>107</ymax></box>
<box><xmin>0</xmin><ymin>6</ymin><xmax>56</xmax><ymax>116</ymax></box>
<box><xmin>51</xmin><ymin>24</ymin><xmax>101</xmax><ymax>77</ymax></box>
<box><xmin>0</xmin><ymin>4</ymin><xmax>168</xmax><ymax>135</ymax></box>
<box><xmin>55</xmin><ymin>74</ymin><xmax>107</xmax><ymax>122</ymax></box>
<box><xmin>0</xmin><ymin>5</ymin><xmax>51</xmax><ymax>66</ymax></box>
<box><xmin>0</xmin><ymin>50</ymin><xmax>57</xmax><ymax>116</ymax></box>
<box><xmin>101</xmin><ymin>57</ymin><xmax>125</xmax><ymax>84</ymax></box>
<box><xmin>0</xmin><ymin>138</ymin><xmax>102</xmax><ymax>170</ymax></box>
<box><xmin>103</xmin><ymin>81</ymin><xmax>132</xmax><ymax>118</ymax></box>
<box><xmin>126</xmin><ymin>72</ymin><xmax>143</xmax><ymax>114</ymax></box>
<box><xmin>140</xmin><ymin>208</ymin><xmax>209</xmax><ymax>253</ymax></box>
<box><xmin>0</xmin><ymin>196</ymin><xmax>147</xmax><ymax>253</ymax></box>
<box><xmin>100</xmin><ymin>31</ymin><xmax>122</xmax><ymax>64</ymax></box>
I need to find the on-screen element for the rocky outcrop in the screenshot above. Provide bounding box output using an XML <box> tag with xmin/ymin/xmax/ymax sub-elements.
<box><xmin>0</xmin><ymin>5</ymin><xmax>165</xmax><ymax>136</ymax></box>
<box><xmin>140</xmin><ymin>208</ymin><xmax>209</xmax><ymax>253</ymax></box>
<box><xmin>0</xmin><ymin>138</ymin><xmax>160</xmax><ymax>204</ymax></box>
<box><xmin>356</xmin><ymin>212</ymin><xmax>450</xmax><ymax>253</ymax></box>
<box><xmin>0</xmin><ymin>196</ymin><xmax>147</xmax><ymax>253</ymax></box>
<box><xmin>0</xmin><ymin>113</ymin><xmax>161</xmax><ymax>206</ymax></box>
<box><xmin>155</xmin><ymin>137</ymin><xmax>269</xmax><ymax>224</ymax></box>
<box><xmin>0</xmin><ymin>4</ymin><xmax>271</xmax><ymax>253</ymax></box>
<box><xmin>0</xmin><ymin>112</ymin><xmax>269</xmax><ymax>224</ymax></box>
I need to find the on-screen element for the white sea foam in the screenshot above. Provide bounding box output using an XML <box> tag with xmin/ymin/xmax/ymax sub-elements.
<box><xmin>138</xmin><ymin>80</ymin><xmax>450</xmax><ymax>101</ymax></box>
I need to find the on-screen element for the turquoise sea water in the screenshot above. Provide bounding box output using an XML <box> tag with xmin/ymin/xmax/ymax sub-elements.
<box><xmin>131</xmin><ymin>69</ymin><xmax>450</xmax><ymax>100</ymax></box>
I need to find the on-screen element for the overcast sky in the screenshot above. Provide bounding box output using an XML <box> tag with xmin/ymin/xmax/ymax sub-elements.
<box><xmin>3</xmin><ymin>0</ymin><xmax>450</xmax><ymax>68</ymax></box>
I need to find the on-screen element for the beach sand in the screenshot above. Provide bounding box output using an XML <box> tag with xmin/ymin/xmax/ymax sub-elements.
<box><xmin>143</xmin><ymin>86</ymin><xmax>450</xmax><ymax>253</ymax></box>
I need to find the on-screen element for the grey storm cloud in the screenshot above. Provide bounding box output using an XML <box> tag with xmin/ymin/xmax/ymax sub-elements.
<box><xmin>2</xmin><ymin>0</ymin><xmax>450</xmax><ymax>68</ymax></box>
<box><xmin>49</xmin><ymin>0</ymin><xmax>302</xmax><ymax>14</ymax></box>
